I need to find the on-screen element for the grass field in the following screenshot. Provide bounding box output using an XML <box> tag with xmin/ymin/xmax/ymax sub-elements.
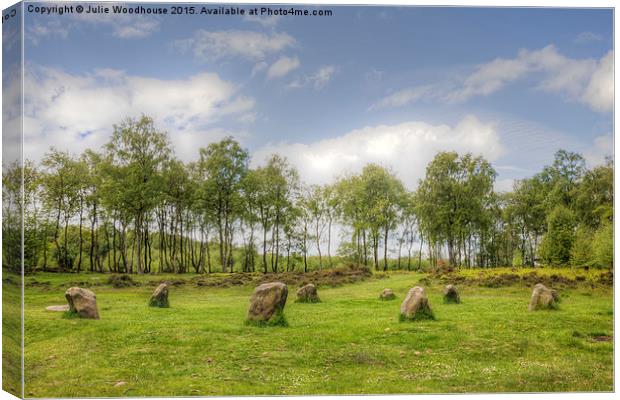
<box><xmin>20</xmin><ymin>268</ymin><xmax>613</xmax><ymax>397</ymax></box>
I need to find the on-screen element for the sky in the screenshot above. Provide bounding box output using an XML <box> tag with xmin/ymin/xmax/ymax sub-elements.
<box><xmin>8</xmin><ymin>3</ymin><xmax>614</xmax><ymax>191</ymax></box>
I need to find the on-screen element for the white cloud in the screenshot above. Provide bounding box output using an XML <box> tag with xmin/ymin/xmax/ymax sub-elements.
<box><xmin>27</xmin><ymin>20</ymin><xmax>69</xmax><ymax>45</ymax></box>
<box><xmin>251</xmin><ymin>115</ymin><xmax>503</xmax><ymax>189</ymax></box>
<box><xmin>2</xmin><ymin>66</ymin><xmax>23</xmax><ymax>169</ymax></box>
<box><xmin>251</xmin><ymin>61</ymin><xmax>268</xmax><ymax>77</ymax></box>
<box><xmin>370</xmin><ymin>86</ymin><xmax>433</xmax><ymax>110</ymax></box>
<box><xmin>27</xmin><ymin>12</ymin><xmax>161</xmax><ymax>43</ymax></box>
<box><xmin>494</xmin><ymin>178</ymin><xmax>515</xmax><ymax>193</ymax></box>
<box><xmin>310</xmin><ymin>66</ymin><xmax>336</xmax><ymax>89</ymax></box>
<box><xmin>23</xmin><ymin>65</ymin><xmax>254</xmax><ymax>162</ymax></box>
<box><xmin>582</xmin><ymin>51</ymin><xmax>613</xmax><ymax>113</ymax></box>
<box><xmin>584</xmin><ymin>134</ymin><xmax>613</xmax><ymax>167</ymax></box>
<box><xmin>111</xmin><ymin>17</ymin><xmax>159</xmax><ymax>39</ymax></box>
<box><xmin>374</xmin><ymin>45</ymin><xmax>613</xmax><ymax>113</ymax></box>
<box><xmin>267</xmin><ymin>56</ymin><xmax>300</xmax><ymax>79</ymax></box>
<box><xmin>173</xmin><ymin>30</ymin><xmax>295</xmax><ymax>61</ymax></box>
<box><xmin>575</xmin><ymin>31</ymin><xmax>603</xmax><ymax>44</ymax></box>
<box><xmin>243</xmin><ymin>14</ymin><xmax>281</xmax><ymax>28</ymax></box>
<box><xmin>237</xmin><ymin>113</ymin><xmax>257</xmax><ymax>124</ymax></box>
<box><xmin>288</xmin><ymin>65</ymin><xmax>336</xmax><ymax>90</ymax></box>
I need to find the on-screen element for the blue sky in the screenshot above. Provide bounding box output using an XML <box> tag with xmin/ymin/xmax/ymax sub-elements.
<box><xmin>16</xmin><ymin>3</ymin><xmax>614</xmax><ymax>190</ymax></box>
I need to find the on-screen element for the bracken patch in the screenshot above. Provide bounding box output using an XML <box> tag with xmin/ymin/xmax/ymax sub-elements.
<box><xmin>107</xmin><ymin>274</ymin><xmax>140</xmax><ymax>288</ymax></box>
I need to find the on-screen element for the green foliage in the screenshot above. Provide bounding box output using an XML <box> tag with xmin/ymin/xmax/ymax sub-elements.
<box><xmin>592</xmin><ymin>222</ymin><xmax>613</xmax><ymax>268</ymax></box>
<box><xmin>574</xmin><ymin>158</ymin><xmax>613</xmax><ymax>229</ymax></box>
<box><xmin>415</xmin><ymin>152</ymin><xmax>497</xmax><ymax>267</ymax></box>
<box><xmin>61</xmin><ymin>310</ymin><xmax>81</xmax><ymax>319</ymax></box>
<box><xmin>539</xmin><ymin>205</ymin><xmax>576</xmax><ymax>266</ymax></box>
<box><xmin>6</xmin><ymin>111</ymin><xmax>612</xmax><ymax>276</ymax></box>
<box><xmin>570</xmin><ymin>226</ymin><xmax>594</xmax><ymax>267</ymax></box>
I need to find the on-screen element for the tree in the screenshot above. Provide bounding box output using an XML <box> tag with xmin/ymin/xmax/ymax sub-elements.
<box><xmin>253</xmin><ymin>155</ymin><xmax>299</xmax><ymax>273</ymax></box>
<box><xmin>416</xmin><ymin>152</ymin><xmax>496</xmax><ymax>268</ymax></box>
<box><xmin>197</xmin><ymin>138</ymin><xmax>249</xmax><ymax>273</ymax></box>
<box><xmin>41</xmin><ymin>149</ymin><xmax>83</xmax><ymax>270</ymax></box>
<box><xmin>539</xmin><ymin>149</ymin><xmax>586</xmax><ymax>210</ymax></box>
<box><xmin>104</xmin><ymin>115</ymin><xmax>171</xmax><ymax>274</ymax></box>
<box><xmin>539</xmin><ymin>205</ymin><xmax>576</xmax><ymax>266</ymax></box>
<box><xmin>306</xmin><ymin>185</ymin><xmax>329</xmax><ymax>269</ymax></box>
<box><xmin>574</xmin><ymin>157</ymin><xmax>613</xmax><ymax>229</ymax></box>
<box><xmin>507</xmin><ymin>177</ymin><xmax>547</xmax><ymax>266</ymax></box>
<box><xmin>592</xmin><ymin>222</ymin><xmax>613</xmax><ymax>268</ymax></box>
<box><xmin>570</xmin><ymin>225</ymin><xmax>594</xmax><ymax>267</ymax></box>
<box><xmin>359</xmin><ymin>164</ymin><xmax>406</xmax><ymax>271</ymax></box>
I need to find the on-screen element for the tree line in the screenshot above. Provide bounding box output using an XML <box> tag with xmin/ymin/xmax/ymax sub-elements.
<box><xmin>2</xmin><ymin>115</ymin><xmax>613</xmax><ymax>274</ymax></box>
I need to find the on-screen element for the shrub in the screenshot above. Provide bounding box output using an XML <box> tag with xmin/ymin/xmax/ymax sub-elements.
<box><xmin>539</xmin><ymin>205</ymin><xmax>576</xmax><ymax>266</ymax></box>
<box><xmin>592</xmin><ymin>222</ymin><xmax>613</xmax><ymax>268</ymax></box>
<box><xmin>570</xmin><ymin>225</ymin><xmax>594</xmax><ymax>267</ymax></box>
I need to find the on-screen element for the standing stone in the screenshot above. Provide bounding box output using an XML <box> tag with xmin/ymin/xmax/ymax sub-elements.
<box><xmin>380</xmin><ymin>288</ymin><xmax>396</xmax><ymax>300</ymax></box>
<box><xmin>443</xmin><ymin>284</ymin><xmax>460</xmax><ymax>304</ymax></box>
<box><xmin>64</xmin><ymin>287</ymin><xmax>100</xmax><ymax>319</ymax></box>
<box><xmin>247</xmin><ymin>282</ymin><xmax>288</xmax><ymax>324</ymax></box>
<box><xmin>296</xmin><ymin>283</ymin><xmax>320</xmax><ymax>303</ymax></box>
<box><xmin>149</xmin><ymin>283</ymin><xmax>170</xmax><ymax>308</ymax></box>
<box><xmin>528</xmin><ymin>283</ymin><xmax>559</xmax><ymax>311</ymax></box>
<box><xmin>400</xmin><ymin>286</ymin><xmax>434</xmax><ymax>321</ymax></box>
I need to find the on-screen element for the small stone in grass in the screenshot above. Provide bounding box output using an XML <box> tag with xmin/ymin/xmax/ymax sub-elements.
<box><xmin>380</xmin><ymin>288</ymin><xmax>396</xmax><ymax>300</ymax></box>
<box><xmin>45</xmin><ymin>305</ymin><xmax>70</xmax><ymax>312</ymax></box>
<box><xmin>296</xmin><ymin>283</ymin><xmax>320</xmax><ymax>303</ymax></box>
<box><xmin>443</xmin><ymin>284</ymin><xmax>461</xmax><ymax>304</ymax></box>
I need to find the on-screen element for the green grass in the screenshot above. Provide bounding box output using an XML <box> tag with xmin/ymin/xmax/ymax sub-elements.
<box><xmin>21</xmin><ymin>269</ymin><xmax>613</xmax><ymax>396</ymax></box>
<box><xmin>3</xmin><ymin>273</ymin><xmax>23</xmax><ymax>398</ymax></box>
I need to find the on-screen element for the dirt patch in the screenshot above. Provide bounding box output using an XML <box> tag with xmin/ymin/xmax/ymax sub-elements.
<box><xmin>573</xmin><ymin>331</ymin><xmax>613</xmax><ymax>343</ymax></box>
<box><xmin>591</xmin><ymin>335</ymin><xmax>613</xmax><ymax>342</ymax></box>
